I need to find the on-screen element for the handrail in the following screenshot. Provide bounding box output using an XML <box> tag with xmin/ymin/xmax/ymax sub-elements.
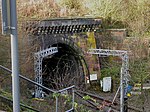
<box><xmin>0</xmin><ymin>65</ymin><xmax>75</xmax><ymax>112</ymax></box>
<box><xmin>0</xmin><ymin>65</ymin><xmax>56</xmax><ymax>93</ymax></box>
<box><xmin>58</xmin><ymin>85</ymin><xmax>75</xmax><ymax>93</ymax></box>
<box><xmin>0</xmin><ymin>65</ymin><xmax>75</xmax><ymax>94</ymax></box>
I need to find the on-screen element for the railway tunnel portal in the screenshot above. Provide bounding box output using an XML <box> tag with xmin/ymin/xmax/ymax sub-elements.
<box><xmin>25</xmin><ymin>18</ymin><xmax>101</xmax><ymax>97</ymax></box>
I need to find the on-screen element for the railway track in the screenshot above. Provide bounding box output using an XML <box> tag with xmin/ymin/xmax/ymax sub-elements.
<box><xmin>0</xmin><ymin>94</ymin><xmax>40</xmax><ymax>112</ymax></box>
<box><xmin>75</xmin><ymin>89</ymin><xmax>143</xmax><ymax>112</ymax></box>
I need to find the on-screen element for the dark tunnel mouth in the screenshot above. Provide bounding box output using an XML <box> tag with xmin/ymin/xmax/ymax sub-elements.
<box><xmin>42</xmin><ymin>43</ymin><xmax>85</xmax><ymax>91</ymax></box>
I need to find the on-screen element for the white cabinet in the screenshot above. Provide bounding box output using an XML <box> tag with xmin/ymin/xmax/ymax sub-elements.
<box><xmin>103</xmin><ymin>77</ymin><xmax>112</xmax><ymax>92</ymax></box>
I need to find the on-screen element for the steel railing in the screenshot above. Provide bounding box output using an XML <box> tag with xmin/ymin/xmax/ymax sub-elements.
<box><xmin>0</xmin><ymin>65</ymin><xmax>74</xmax><ymax>112</ymax></box>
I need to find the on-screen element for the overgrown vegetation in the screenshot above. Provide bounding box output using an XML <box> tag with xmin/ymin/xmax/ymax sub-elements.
<box><xmin>0</xmin><ymin>0</ymin><xmax>150</xmax><ymax>111</ymax></box>
<box><xmin>16</xmin><ymin>0</ymin><xmax>150</xmax><ymax>36</ymax></box>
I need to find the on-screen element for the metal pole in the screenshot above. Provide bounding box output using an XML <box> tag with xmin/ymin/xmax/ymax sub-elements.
<box><xmin>10</xmin><ymin>0</ymin><xmax>20</xmax><ymax>111</ymax></box>
<box><xmin>56</xmin><ymin>96</ymin><xmax>58</xmax><ymax>112</ymax></box>
<box><xmin>120</xmin><ymin>67</ymin><xmax>124</xmax><ymax>112</ymax></box>
<box><xmin>72</xmin><ymin>88</ymin><xmax>75</xmax><ymax>110</ymax></box>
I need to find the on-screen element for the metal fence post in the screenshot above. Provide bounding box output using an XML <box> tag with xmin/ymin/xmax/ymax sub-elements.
<box><xmin>120</xmin><ymin>67</ymin><xmax>124</xmax><ymax>112</ymax></box>
<box><xmin>56</xmin><ymin>96</ymin><xmax>58</xmax><ymax>112</ymax></box>
<box><xmin>72</xmin><ymin>88</ymin><xmax>75</xmax><ymax>110</ymax></box>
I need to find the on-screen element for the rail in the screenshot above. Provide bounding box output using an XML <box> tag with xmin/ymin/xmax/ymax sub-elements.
<box><xmin>0</xmin><ymin>95</ymin><xmax>40</xmax><ymax>112</ymax></box>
